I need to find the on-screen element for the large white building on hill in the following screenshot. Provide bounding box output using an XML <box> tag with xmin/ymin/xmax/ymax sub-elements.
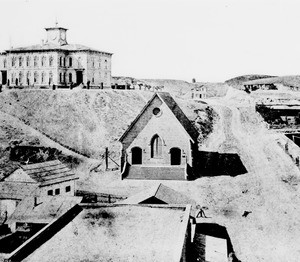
<box><xmin>0</xmin><ymin>24</ymin><xmax>112</xmax><ymax>88</ymax></box>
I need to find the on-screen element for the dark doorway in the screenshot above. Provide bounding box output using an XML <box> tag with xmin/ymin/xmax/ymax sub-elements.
<box><xmin>132</xmin><ymin>147</ymin><xmax>142</xmax><ymax>165</ymax></box>
<box><xmin>101</xmin><ymin>82</ymin><xmax>104</xmax><ymax>89</ymax></box>
<box><xmin>1</xmin><ymin>71</ymin><xmax>7</xmax><ymax>85</ymax></box>
<box><xmin>76</xmin><ymin>71</ymin><xmax>83</xmax><ymax>85</ymax></box>
<box><xmin>170</xmin><ymin>147</ymin><xmax>181</xmax><ymax>165</ymax></box>
<box><xmin>15</xmin><ymin>78</ymin><xmax>18</xmax><ymax>86</ymax></box>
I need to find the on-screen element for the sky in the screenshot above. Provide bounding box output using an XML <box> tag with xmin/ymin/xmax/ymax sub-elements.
<box><xmin>1</xmin><ymin>0</ymin><xmax>300</xmax><ymax>82</ymax></box>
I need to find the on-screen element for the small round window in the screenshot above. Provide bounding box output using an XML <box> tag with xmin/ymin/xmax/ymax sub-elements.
<box><xmin>153</xmin><ymin>107</ymin><xmax>161</xmax><ymax>116</ymax></box>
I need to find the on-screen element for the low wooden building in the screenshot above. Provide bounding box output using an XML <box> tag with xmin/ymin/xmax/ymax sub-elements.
<box><xmin>4</xmin><ymin>160</ymin><xmax>78</xmax><ymax>197</ymax></box>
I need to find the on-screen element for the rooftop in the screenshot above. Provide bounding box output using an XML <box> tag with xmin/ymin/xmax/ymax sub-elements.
<box><xmin>0</xmin><ymin>182</ymin><xmax>38</xmax><ymax>200</ymax></box>
<box><xmin>5</xmin><ymin>43</ymin><xmax>112</xmax><ymax>55</ymax></box>
<box><xmin>24</xmin><ymin>204</ymin><xmax>190</xmax><ymax>262</ymax></box>
<box><xmin>5</xmin><ymin>160</ymin><xmax>78</xmax><ymax>187</ymax></box>
<box><xmin>8</xmin><ymin>196</ymin><xmax>83</xmax><ymax>224</ymax></box>
<box><xmin>120</xmin><ymin>183</ymin><xmax>197</xmax><ymax>205</ymax></box>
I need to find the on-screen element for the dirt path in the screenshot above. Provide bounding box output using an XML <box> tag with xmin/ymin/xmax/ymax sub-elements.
<box><xmin>210</xmin><ymin>96</ymin><xmax>300</xmax><ymax>261</ymax></box>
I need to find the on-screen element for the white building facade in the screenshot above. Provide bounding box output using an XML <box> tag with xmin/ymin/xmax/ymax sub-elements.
<box><xmin>0</xmin><ymin>25</ymin><xmax>112</xmax><ymax>88</ymax></box>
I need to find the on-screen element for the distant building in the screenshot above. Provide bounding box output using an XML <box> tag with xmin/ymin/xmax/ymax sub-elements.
<box><xmin>119</xmin><ymin>92</ymin><xmax>199</xmax><ymax>180</ymax></box>
<box><xmin>191</xmin><ymin>84</ymin><xmax>207</xmax><ymax>100</ymax></box>
<box><xmin>4</xmin><ymin>160</ymin><xmax>78</xmax><ymax>197</ymax></box>
<box><xmin>0</xmin><ymin>24</ymin><xmax>112</xmax><ymax>88</ymax></box>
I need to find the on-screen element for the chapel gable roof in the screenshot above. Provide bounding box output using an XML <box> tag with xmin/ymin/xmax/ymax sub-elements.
<box><xmin>119</xmin><ymin>92</ymin><xmax>199</xmax><ymax>143</ymax></box>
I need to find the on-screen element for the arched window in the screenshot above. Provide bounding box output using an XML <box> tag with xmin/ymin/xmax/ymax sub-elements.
<box><xmin>59</xmin><ymin>73</ymin><xmax>62</xmax><ymax>83</ymax></box>
<box><xmin>105</xmin><ymin>59</ymin><xmax>107</xmax><ymax>69</ymax></box>
<box><xmin>69</xmin><ymin>73</ymin><xmax>72</xmax><ymax>83</ymax></box>
<box><xmin>170</xmin><ymin>147</ymin><xmax>181</xmax><ymax>165</ymax></box>
<box><xmin>59</xmin><ymin>57</ymin><xmax>62</xmax><ymax>66</ymax></box>
<box><xmin>63</xmin><ymin>72</ymin><xmax>66</xmax><ymax>83</ymax></box>
<box><xmin>151</xmin><ymin>134</ymin><xmax>163</xmax><ymax>158</ymax></box>
<box><xmin>131</xmin><ymin>147</ymin><xmax>142</xmax><ymax>165</ymax></box>
<box><xmin>63</xmin><ymin>57</ymin><xmax>66</xmax><ymax>67</ymax></box>
<box><xmin>78</xmin><ymin>57</ymin><xmax>82</xmax><ymax>68</ymax></box>
<box><xmin>3</xmin><ymin>59</ymin><xmax>6</xmax><ymax>68</ymax></box>
<box><xmin>12</xmin><ymin>57</ymin><xmax>15</xmax><ymax>67</ymax></box>
<box><xmin>69</xmin><ymin>57</ymin><xmax>72</xmax><ymax>67</ymax></box>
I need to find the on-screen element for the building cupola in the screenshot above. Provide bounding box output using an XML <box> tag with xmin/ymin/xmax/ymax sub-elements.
<box><xmin>45</xmin><ymin>22</ymin><xmax>68</xmax><ymax>46</ymax></box>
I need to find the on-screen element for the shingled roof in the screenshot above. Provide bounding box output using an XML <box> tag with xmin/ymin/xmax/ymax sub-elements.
<box><xmin>6</xmin><ymin>160</ymin><xmax>78</xmax><ymax>187</ymax></box>
<box><xmin>119</xmin><ymin>92</ymin><xmax>199</xmax><ymax>143</ymax></box>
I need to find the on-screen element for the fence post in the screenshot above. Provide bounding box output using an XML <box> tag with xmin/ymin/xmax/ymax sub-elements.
<box><xmin>105</xmin><ymin>147</ymin><xmax>108</xmax><ymax>170</ymax></box>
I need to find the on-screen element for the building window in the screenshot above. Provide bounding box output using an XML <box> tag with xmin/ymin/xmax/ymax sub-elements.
<box><xmin>99</xmin><ymin>58</ymin><xmax>101</xmax><ymax>68</ymax></box>
<box><xmin>19</xmin><ymin>71</ymin><xmax>23</xmax><ymax>85</ymax></box>
<box><xmin>59</xmin><ymin>73</ymin><xmax>62</xmax><ymax>83</ymax></box>
<box><xmin>4</xmin><ymin>59</ymin><xmax>7</xmax><ymax>68</ymax></box>
<box><xmin>66</xmin><ymin>186</ymin><xmax>71</xmax><ymax>192</ymax></box>
<box><xmin>55</xmin><ymin>188</ymin><xmax>60</xmax><ymax>195</ymax></box>
<box><xmin>12</xmin><ymin>57</ymin><xmax>16</xmax><ymax>67</ymax></box>
<box><xmin>41</xmin><ymin>56</ymin><xmax>46</xmax><ymax>67</ymax></box>
<box><xmin>59</xmin><ymin>57</ymin><xmax>62</xmax><ymax>66</ymax></box>
<box><xmin>131</xmin><ymin>147</ymin><xmax>142</xmax><ymax>165</ymax></box>
<box><xmin>63</xmin><ymin>72</ymin><xmax>66</xmax><ymax>83</ymax></box>
<box><xmin>78</xmin><ymin>57</ymin><xmax>82</xmax><ymax>68</ymax></box>
<box><xmin>49</xmin><ymin>56</ymin><xmax>53</xmax><ymax>67</ymax></box>
<box><xmin>151</xmin><ymin>134</ymin><xmax>163</xmax><ymax>158</ymax></box>
<box><xmin>69</xmin><ymin>57</ymin><xmax>72</xmax><ymax>67</ymax></box>
<box><xmin>69</xmin><ymin>73</ymin><xmax>72</xmax><ymax>83</ymax></box>
<box><xmin>49</xmin><ymin>71</ymin><xmax>53</xmax><ymax>84</ymax></box>
<box><xmin>34</xmin><ymin>56</ymin><xmax>38</xmax><ymax>67</ymax></box>
<box><xmin>92</xmin><ymin>58</ymin><xmax>94</xmax><ymax>67</ymax></box>
<box><xmin>41</xmin><ymin>72</ymin><xmax>45</xmax><ymax>83</ymax></box>
<box><xmin>63</xmin><ymin>57</ymin><xmax>66</xmax><ymax>67</ymax></box>
<box><xmin>26</xmin><ymin>72</ymin><xmax>30</xmax><ymax>85</ymax></box>
<box><xmin>105</xmin><ymin>59</ymin><xmax>107</xmax><ymax>69</ymax></box>
<box><xmin>19</xmin><ymin>56</ymin><xmax>22</xmax><ymax>67</ymax></box>
<box><xmin>48</xmin><ymin>190</ymin><xmax>53</xmax><ymax>196</ymax></box>
<box><xmin>26</xmin><ymin>56</ymin><xmax>30</xmax><ymax>67</ymax></box>
<box><xmin>34</xmin><ymin>72</ymin><xmax>38</xmax><ymax>83</ymax></box>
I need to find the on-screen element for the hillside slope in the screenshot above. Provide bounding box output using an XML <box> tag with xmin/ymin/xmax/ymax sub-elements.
<box><xmin>0</xmin><ymin>90</ymin><xmax>212</xmax><ymax>160</ymax></box>
<box><xmin>225</xmin><ymin>74</ymin><xmax>276</xmax><ymax>89</ymax></box>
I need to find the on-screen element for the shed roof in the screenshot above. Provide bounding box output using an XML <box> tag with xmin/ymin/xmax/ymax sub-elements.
<box><xmin>5</xmin><ymin>43</ymin><xmax>112</xmax><ymax>55</ymax></box>
<box><xmin>120</xmin><ymin>183</ymin><xmax>196</xmax><ymax>205</ymax></box>
<box><xmin>119</xmin><ymin>92</ymin><xmax>199</xmax><ymax>143</ymax></box>
<box><xmin>7</xmin><ymin>160</ymin><xmax>78</xmax><ymax>187</ymax></box>
<box><xmin>8</xmin><ymin>196</ymin><xmax>82</xmax><ymax>224</ymax></box>
<box><xmin>24</xmin><ymin>204</ymin><xmax>191</xmax><ymax>262</ymax></box>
